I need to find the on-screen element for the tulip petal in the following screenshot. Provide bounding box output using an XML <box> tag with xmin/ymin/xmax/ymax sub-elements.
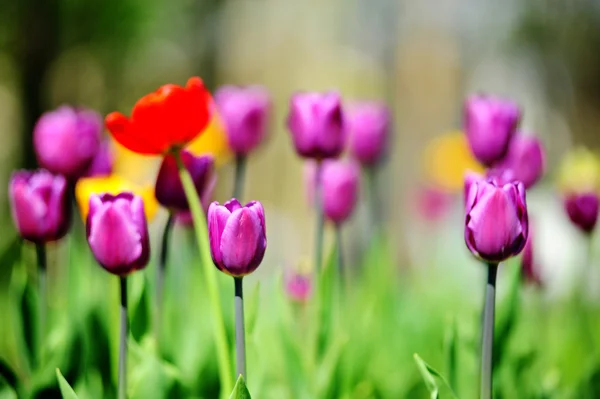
<box><xmin>106</xmin><ymin>112</ymin><xmax>160</xmax><ymax>155</ymax></box>
<box><xmin>246</xmin><ymin>201</ymin><xmax>266</xmax><ymax>235</ymax></box>
<box><xmin>10</xmin><ymin>182</ymin><xmax>48</xmax><ymax>240</ymax></box>
<box><xmin>224</xmin><ymin>198</ymin><xmax>242</xmax><ymax>212</ymax></box>
<box><xmin>208</xmin><ymin>202</ymin><xmax>231</xmax><ymax>269</ymax></box>
<box><xmin>219</xmin><ymin>208</ymin><xmax>262</xmax><ymax>275</ymax></box>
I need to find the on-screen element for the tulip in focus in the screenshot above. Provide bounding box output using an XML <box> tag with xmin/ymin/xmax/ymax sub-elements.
<box><xmin>34</xmin><ymin>106</ymin><xmax>102</xmax><ymax>179</ymax></box>
<box><xmin>346</xmin><ymin>101</ymin><xmax>390</xmax><ymax>166</ymax></box>
<box><xmin>287</xmin><ymin>91</ymin><xmax>345</xmax><ymax>159</ymax></box>
<box><xmin>493</xmin><ymin>134</ymin><xmax>545</xmax><ymax>189</ymax></box>
<box><xmin>215</xmin><ymin>85</ymin><xmax>271</xmax><ymax>155</ymax></box>
<box><xmin>465</xmin><ymin>177</ymin><xmax>529</xmax><ymax>263</ymax></box>
<box><xmin>564</xmin><ymin>193</ymin><xmax>599</xmax><ymax>235</ymax></box>
<box><xmin>155</xmin><ymin>150</ymin><xmax>215</xmax><ymax>212</ymax></box>
<box><xmin>463</xmin><ymin>95</ymin><xmax>521</xmax><ymax>167</ymax></box>
<box><xmin>9</xmin><ymin>170</ymin><xmax>71</xmax><ymax>244</ymax></box>
<box><xmin>106</xmin><ymin>77</ymin><xmax>212</xmax><ymax>155</ymax></box>
<box><xmin>86</xmin><ymin>193</ymin><xmax>150</xmax><ymax>275</ymax></box>
<box><xmin>208</xmin><ymin>199</ymin><xmax>267</xmax><ymax>277</ymax></box>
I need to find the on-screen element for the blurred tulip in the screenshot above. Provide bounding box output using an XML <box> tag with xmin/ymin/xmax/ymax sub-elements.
<box><xmin>415</xmin><ymin>185</ymin><xmax>453</xmax><ymax>223</ymax></box>
<box><xmin>9</xmin><ymin>170</ymin><xmax>70</xmax><ymax>244</ymax></box>
<box><xmin>463</xmin><ymin>95</ymin><xmax>521</xmax><ymax>166</ymax></box>
<box><xmin>557</xmin><ymin>148</ymin><xmax>600</xmax><ymax>194</ymax></box>
<box><xmin>174</xmin><ymin>178</ymin><xmax>216</xmax><ymax>226</ymax></box>
<box><xmin>75</xmin><ymin>174</ymin><xmax>159</xmax><ymax>221</ymax></box>
<box><xmin>319</xmin><ymin>160</ymin><xmax>360</xmax><ymax>224</ymax></box>
<box><xmin>155</xmin><ymin>151</ymin><xmax>215</xmax><ymax>212</ymax></box>
<box><xmin>34</xmin><ymin>106</ymin><xmax>102</xmax><ymax>179</ymax></box>
<box><xmin>106</xmin><ymin>77</ymin><xmax>212</xmax><ymax>155</ymax></box>
<box><xmin>494</xmin><ymin>134</ymin><xmax>545</xmax><ymax>189</ymax></box>
<box><xmin>86</xmin><ymin>193</ymin><xmax>150</xmax><ymax>275</ymax></box>
<box><xmin>465</xmin><ymin>178</ymin><xmax>529</xmax><ymax>263</ymax></box>
<box><xmin>208</xmin><ymin>199</ymin><xmax>266</xmax><ymax>277</ymax></box>
<box><xmin>186</xmin><ymin>113</ymin><xmax>233</xmax><ymax>166</ymax></box>
<box><xmin>564</xmin><ymin>193</ymin><xmax>599</xmax><ymax>234</ymax></box>
<box><xmin>346</xmin><ymin>101</ymin><xmax>390</xmax><ymax>166</ymax></box>
<box><xmin>285</xmin><ymin>271</ymin><xmax>312</xmax><ymax>302</ymax></box>
<box><xmin>215</xmin><ymin>86</ymin><xmax>270</xmax><ymax>155</ymax></box>
<box><xmin>287</xmin><ymin>91</ymin><xmax>345</xmax><ymax>159</ymax></box>
<box><xmin>84</xmin><ymin>141</ymin><xmax>114</xmax><ymax>177</ymax></box>
<box><xmin>521</xmin><ymin>230</ymin><xmax>542</xmax><ymax>286</ymax></box>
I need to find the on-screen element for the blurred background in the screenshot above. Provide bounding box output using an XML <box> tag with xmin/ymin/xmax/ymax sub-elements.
<box><xmin>1</xmin><ymin>0</ymin><xmax>600</xmax><ymax>295</ymax></box>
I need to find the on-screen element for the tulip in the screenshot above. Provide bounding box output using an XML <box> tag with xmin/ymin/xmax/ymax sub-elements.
<box><xmin>9</xmin><ymin>170</ymin><xmax>70</xmax><ymax>244</ymax></box>
<box><xmin>155</xmin><ymin>150</ymin><xmax>215</xmax><ymax>212</ymax></box>
<box><xmin>564</xmin><ymin>192</ymin><xmax>599</xmax><ymax>235</ymax></box>
<box><xmin>493</xmin><ymin>134</ymin><xmax>545</xmax><ymax>189</ymax></box>
<box><xmin>415</xmin><ymin>185</ymin><xmax>453</xmax><ymax>223</ymax></box>
<box><xmin>287</xmin><ymin>91</ymin><xmax>345</xmax><ymax>160</ymax></box>
<box><xmin>346</xmin><ymin>101</ymin><xmax>390</xmax><ymax>166</ymax></box>
<box><xmin>34</xmin><ymin>106</ymin><xmax>102</xmax><ymax>179</ymax></box>
<box><xmin>464</xmin><ymin>95</ymin><xmax>521</xmax><ymax>167</ymax></box>
<box><xmin>465</xmin><ymin>178</ymin><xmax>528</xmax><ymax>263</ymax></box>
<box><xmin>521</xmin><ymin>231</ymin><xmax>542</xmax><ymax>286</ymax></box>
<box><xmin>285</xmin><ymin>271</ymin><xmax>312</xmax><ymax>302</ymax></box>
<box><xmin>321</xmin><ymin>160</ymin><xmax>360</xmax><ymax>225</ymax></box>
<box><xmin>84</xmin><ymin>141</ymin><xmax>114</xmax><ymax>177</ymax></box>
<box><xmin>106</xmin><ymin>77</ymin><xmax>212</xmax><ymax>155</ymax></box>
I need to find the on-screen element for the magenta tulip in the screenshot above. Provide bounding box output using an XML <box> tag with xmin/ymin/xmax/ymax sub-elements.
<box><xmin>208</xmin><ymin>199</ymin><xmax>266</xmax><ymax>277</ymax></box>
<box><xmin>564</xmin><ymin>192</ymin><xmax>599</xmax><ymax>234</ymax></box>
<box><xmin>34</xmin><ymin>106</ymin><xmax>102</xmax><ymax>179</ymax></box>
<box><xmin>285</xmin><ymin>271</ymin><xmax>312</xmax><ymax>302</ymax></box>
<box><xmin>347</xmin><ymin>101</ymin><xmax>390</xmax><ymax>166</ymax></box>
<box><xmin>494</xmin><ymin>134</ymin><xmax>545</xmax><ymax>189</ymax></box>
<box><xmin>464</xmin><ymin>95</ymin><xmax>521</xmax><ymax>167</ymax></box>
<box><xmin>465</xmin><ymin>178</ymin><xmax>529</xmax><ymax>263</ymax></box>
<box><xmin>9</xmin><ymin>170</ymin><xmax>70</xmax><ymax>244</ymax></box>
<box><xmin>86</xmin><ymin>193</ymin><xmax>150</xmax><ymax>275</ymax></box>
<box><xmin>287</xmin><ymin>92</ymin><xmax>345</xmax><ymax>159</ymax></box>
<box><xmin>321</xmin><ymin>160</ymin><xmax>360</xmax><ymax>224</ymax></box>
<box><xmin>155</xmin><ymin>150</ymin><xmax>215</xmax><ymax>212</ymax></box>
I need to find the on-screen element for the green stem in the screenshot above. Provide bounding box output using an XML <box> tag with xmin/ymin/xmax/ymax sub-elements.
<box><xmin>35</xmin><ymin>243</ymin><xmax>46</xmax><ymax>366</ymax></box>
<box><xmin>335</xmin><ymin>224</ymin><xmax>344</xmax><ymax>278</ymax></box>
<box><xmin>314</xmin><ymin>161</ymin><xmax>324</xmax><ymax>272</ymax></box>
<box><xmin>366</xmin><ymin>166</ymin><xmax>379</xmax><ymax>231</ymax></box>
<box><xmin>480</xmin><ymin>263</ymin><xmax>498</xmax><ymax>399</ymax></box>
<box><xmin>118</xmin><ymin>276</ymin><xmax>128</xmax><ymax>399</ymax></box>
<box><xmin>155</xmin><ymin>213</ymin><xmax>175</xmax><ymax>342</ymax></box>
<box><xmin>174</xmin><ymin>150</ymin><xmax>233</xmax><ymax>395</ymax></box>
<box><xmin>233</xmin><ymin>155</ymin><xmax>247</xmax><ymax>201</ymax></box>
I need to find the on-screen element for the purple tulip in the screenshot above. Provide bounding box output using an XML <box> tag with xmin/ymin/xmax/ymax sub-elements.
<box><xmin>521</xmin><ymin>230</ymin><xmax>542</xmax><ymax>286</ymax></box>
<box><xmin>465</xmin><ymin>178</ymin><xmax>529</xmax><ymax>263</ymax></box>
<box><xmin>285</xmin><ymin>271</ymin><xmax>312</xmax><ymax>302</ymax></box>
<box><xmin>346</xmin><ymin>101</ymin><xmax>390</xmax><ymax>166</ymax></box>
<box><xmin>214</xmin><ymin>85</ymin><xmax>270</xmax><ymax>155</ymax></box>
<box><xmin>155</xmin><ymin>150</ymin><xmax>215</xmax><ymax>212</ymax></box>
<box><xmin>34</xmin><ymin>106</ymin><xmax>103</xmax><ymax>179</ymax></box>
<box><xmin>86</xmin><ymin>192</ymin><xmax>150</xmax><ymax>276</ymax></box>
<box><xmin>287</xmin><ymin>92</ymin><xmax>345</xmax><ymax>159</ymax></box>
<box><xmin>9</xmin><ymin>170</ymin><xmax>70</xmax><ymax>244</ymax></box>
<box><xmin>464</xmin><ymin>95</ymin><xmax>521</xmax><ymax>167</ymax></box>
<box><xmin>208</xmin><ymin>199</ymin><xmax>266</xmax><ymax>277</ymax></box>
<box><xmin>493</xmin><ymin>134</ymin><xmax>545</xmax><ymax>189</ymax></box>
<box><xmin>322</xmin><ymin>160</ymin><xmax>360</xmax><ymax>225</ymax></box>
<box><xmin>464</xmin><ymin>170</ymin><xmax>484</xmax><ymax>206</ymax></box>
<box><xmin>415</xmin><ymin>185</ymin><xmax>453</xmax><ymax>223</ymax></box>
<box><xmin>84</xmin><ymin>141</ymin><xmax>114</xmax><ymax>177</ymax></box>
<box><xmin>564</xmin><ymin>192</ymin><xmax>599</xmax><ymax>234</ymax></box>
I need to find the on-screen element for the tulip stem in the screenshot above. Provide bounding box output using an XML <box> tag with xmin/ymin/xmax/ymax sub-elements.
<box><xmin>118</xmin><ymin>276</ymin><xmax>128</xmax><ymax>399</ymax></box>
<box><xmin>35</xmin><ymin>243</ymin><xmax>46</xmax><ymax>366</ymax></box>
<box><xmin>234</xmin><ymin>277</ymin><xmax>247</xmax><ymax>381</ymax></box>
<box><xmin>335</xmin><ymin>225</ymin><xmax>344</xmax><ymax>278</ymax></box>
<box><xmin>174</xmin><ymin>150</ymin><xmax>233</xmax><ymax>395</ymax></box>
<box><xmin>233</xmin><ymin>155</ymin><xmax>247</xmax><ymax>200</ymax></box>
<box><xmin>155</xmin><ymin>213</ymin><xmax>175</xmax><ymax>341</ymax></box>
<box><xmin>480</xmin><ymin>262</ymin><xmax>498</xmax><ymax>399</ymax></box>
<box><xmin>315</xmin><ymin>160</ymin><xmax>324</xmax><ymax>272</ymax></box>
<box><xmin>366</xmin><ymin>166</ymin><xmax>380</xmax><ymax>231</ymax></box>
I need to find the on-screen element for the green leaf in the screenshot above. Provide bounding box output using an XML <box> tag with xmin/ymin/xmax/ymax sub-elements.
<box><xmin>413</xmin><ymin>354</ymin><xmax>459</xmax><ymax>399</ymax></box>
<box><xmin>316</xmin><ymin>246</ymin><xmax>338</xmax><ymax>359</ymax></box>
<box><xmin>56</xmin><ymin>368</ymin><xmax>79</xmax><ymax>399</ymax></box>
<box><xmin>443</xmin><ymin>316</ymin><xmax>458</xmax><ymax>393</ymax></box>
<box><xmin>494</xmin><ymin>260</ymin><xmax>521</xmax><ymax>368</ymax></box>
<box><xmin>0</xmin><ymin>358</ymin><xmax>17</xmax><ymax>392</ymax></box>
<box><xmin>229</xmin><ymin>375</ymin><xmax>251</xmax><ymax>399</ymax></box>
<box><xmin>130</xmin><ymin>273</ymin><xmax>151</xmax><ymax>342</ymax></box>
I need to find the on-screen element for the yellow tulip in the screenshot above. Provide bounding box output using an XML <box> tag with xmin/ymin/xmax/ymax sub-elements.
<box><xmin>186</xmin><ymin>112</ymin><xmax>233</xmax><ymax>166</ymax></box>
<box><xmin>557</xmin><ymin>147</ymin><xmax>600</xmax><ymax>194</ymax></box>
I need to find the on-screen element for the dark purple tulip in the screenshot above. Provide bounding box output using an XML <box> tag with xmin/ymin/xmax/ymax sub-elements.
<box><xmin>465</xmin><ymin>178</ymin><xmax>529</xmax><ymax>263</ymax></box>
<box><xmin>493</xmin><ymin>134</ymin><xmax>545</xmax><ymax>189</ymax></box>
<box><xmin>564</xmin><ymin>192</ymin><xmax>599</xmax><ymax>234</ymax></box>
<box><xmin>464</xmin><ymin>95</ymin><xmax>521</xmax><ymax>167</ymax></box>
<box><xmin>155</xmin><ymin>150</ymin><xmax>215</xmax><ymax>212</ymax></box>
<box><xmin>347</xmin><ymin>101</ymin><xmax>390</xmax><ymax>166</ymax></box>
<box><xmin>214</xmin><ymin>85</ymin><xmax>270</xmax><ymax>155</ymax></box>
<box><xmin>86</xmin><ymin>192</ymin><xmax>150</xmax><ymax>276</ymax></box>
<box><xmin>285</xmin><ymin>271</ymin><xmax>312</xmax><ymax>302</ymax></box>
<box><xmin>83</xmin><ymin>141</ymin><xmax>114</xmax><ymax>177</ymax></box>
<box><xmin>521</xmin><ymin>230</ymin><xmax>542</xmax><ymax>286</ymax></box>
<box><xmin>321</xmin><ymin>160</ymin><xmax>359</xmax><ymax>225</ymax></box>
<box><xmin>287</xmin><ymin>92</ymin><xmax>345</xmax><ymax>159</ymax></box>
<box><xmin>9</xmin><ymin>170</ymin><xmax>70</xmax><ymax>244</ymax></box>
<box><xmin>34</xmin><ymin>106</ymin><xmax>103</xmax><ymax>179</ymax></box>
<box><xmin>208</xmin><ymin>199</ymin><xmax>266</xmax><ymax>277</ymax></box>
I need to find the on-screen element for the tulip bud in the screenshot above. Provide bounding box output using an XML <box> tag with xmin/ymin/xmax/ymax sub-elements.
<box><xmin>320</xmin><ymin>160</ymin><xmax>360</xmax><ymax>224</ymax></box>
<box><xmin>208</xmin><ymin>199</ymin><xmax>267</xmax><ymax>277</ymax></box>
<box><xmin>347</xmin><ymin>101</ymin><xmax>390</xmax><ymax>166</ymax></box>
<box><xmin>287</xmin><ymin>92</ymin><xmax>345</xmax><ymax>159</ymax></box>
<box><xmin>155</xmin><ymin>151</ymin><xmax>215</xmax><ymax>212</ymax></box>
<box><xmin>285</xmin><ymin>271</ymin><xmax>312</xmax><ymax>302</ymax></box>
<box><xmin>493</xmin><ymin>134</ymin><xmax>545</xmax><ymax>189</ymax></box>
<box><xmin>465</xmin><ymin>178</ymin><xmax>529</xmax><ymax>263</ymax></box>
<box><xmin>86</xmin><ymin>193</ymin><xmax>150</xmax><ymax>275</ymax></box>
<box><xmin>464</xmin><ymin>95</ymin><xmax>521</xmax><ymax>167</ymax></box>
<box><xmin>34</xmin><ymin>106</ymin><xmax>102</xmax><ymax>179</ymax></box>
<box><xmin>564</xmin><ymin>192</ymin><xmax>599</xmax><ymax>234</ymax></box>
<box><xmin>9</xmin><ymin>170</ymin><xmax>70</xmax><ymax>244</ymax></box>
<box><xmin>84</xmin><ymin>141</ymin><xmax>114</xmax><ymax>178</ymax></box>
<box><xmin>521</xmin><ymin>230</ymin><xmax>542</xmax><ymax>286</ymax></box>
<box><xmin>214</xmin><ymin>85</ymin><xmax>270</xmax><ymax>156</ymax></box>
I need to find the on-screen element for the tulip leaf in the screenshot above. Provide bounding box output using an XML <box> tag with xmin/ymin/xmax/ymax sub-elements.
<box><xmin>494</xmin><ymin>260</ymin><xmax>521</xmax><ymax>369</ymax></box>
<box><xmin>443</xmin><ymin>316</ymin><xmax>458</xmax><ymax>393</ymax></box>
<box><xmin>229</xmin><ymin>375</ymin><xmax>251</xmax><ymax>399</ymax></box>
<box><xmin>316</xmin><ymin>246</ymin><xmax>338</xmax><ymax>359</ymax></box>
<box><xmin>413</xmin><ymin>354</ymin><xmax>459</xmax><ymax>399</ymax></box>
<box><xmin>0</xmin><ymin>359</ymin><xmax>17</xmax><ymax>393</ymax></box>
<box><xmin>130</xmin><ymin>273</ymin><xmax>151</xmax><ymax>342</ymax></box>
<box><xmin>56</xmin><ymin>368</ymin><xmax>79</xmax><ymax>399</ymax></box>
